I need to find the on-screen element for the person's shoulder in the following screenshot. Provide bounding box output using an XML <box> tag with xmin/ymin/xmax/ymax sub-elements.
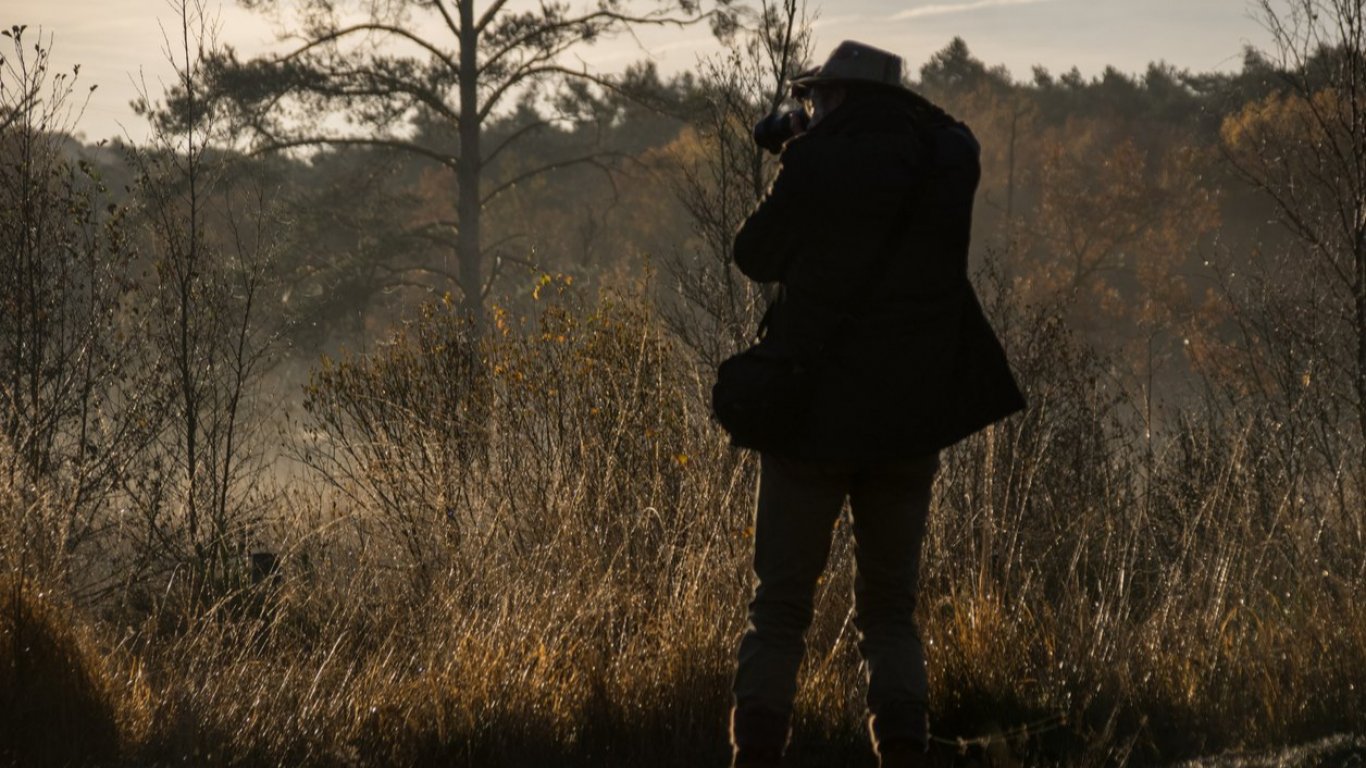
<box><xmin>779</xmin><ymin>127</ymin><xmax>853</xmax><ymax>158</ymax></box>
<box><xmin>806</xmin><ymin>125</ymin><xmax>921</xmax><ymax>164</ymax></box>
<box><xmin>777</xmin><ymin>130</ymin><xmax>841</xmax><ymax>177</ymax></box>
<box><xmin>777</xmin><ymin>130</ymin><xmax>875</xmax><ymax>179</ymax></box>
<box><xmin>903</xmin><ymin>92</ymin><xmax>979</xmax><ymax>162</ymax></box>
<box><xmin>922</xmin><ymin>119</ymin><xmax>980</xmax><ymax>174</ymax></box>
<box><xmin>940</xmin><ymin>120</ymin><xmax>980</xmax><ymax>153</ymax></box>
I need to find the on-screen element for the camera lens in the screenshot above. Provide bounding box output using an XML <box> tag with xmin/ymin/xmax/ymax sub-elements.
<box><xmin>753</xmin><ymin>109</ymin><xmax>802</xmax><ymax>155</ymax></box>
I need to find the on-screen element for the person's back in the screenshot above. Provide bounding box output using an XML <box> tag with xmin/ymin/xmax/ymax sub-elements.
<box><xmin>723</xmin><ymin>41</ymin><xmax>1024</xmax><ymax>768</ymax></box>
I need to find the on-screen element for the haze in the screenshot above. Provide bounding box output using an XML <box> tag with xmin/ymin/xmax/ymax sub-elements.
<box><xmin>4</xmin><ymin>0</ymin><xmax>1272</xmax><ymax>142</ymax></box>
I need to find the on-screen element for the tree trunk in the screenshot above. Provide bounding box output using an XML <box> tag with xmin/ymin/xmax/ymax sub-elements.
<box><xmin>457</xmin><ymin>0</ymin><xmax>483</xmax><ymax>330</ymax></box>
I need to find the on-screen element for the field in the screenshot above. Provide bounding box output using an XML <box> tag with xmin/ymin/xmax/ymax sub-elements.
<box><xmin>5</xmin><ymin>0</ymin><xmax>1366</xmax><ymax>764</ymax></box>
<box><xmin>4</xmin><ymin>286</ymin><xmax>1364</xmax><ymax>767</ymax></box>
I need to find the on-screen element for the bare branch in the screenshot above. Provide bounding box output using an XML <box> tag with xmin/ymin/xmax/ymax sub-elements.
<box><xmin>279</xmin><ymin>22</ymin><xmax>459</xmax><ymax>74</ymax></box>
<box><xmin>266</xmin><ymin>61</ymin><xmax>462</xmax><ymax>124</ymax></box>
<box><xmin>480</xmin><ymin>151</ymin><xmax>623</xmax><ymax>207</ymax></box>
<box><xmin>478</xmin><ymin>60</ymin><xmax>562</xmax><ymax>121</ymax></box>
<box><xmin>251</xmin><ymin>135</ymin><xmax>460</xmax><ymax>170</ymax></box>
<box><xmin>480</xmin><ymin>7</ymin><xmax>700</xmax><ymax>80</ymax></box>
<box><xmin>478</xmin><ymin>63</ymin><xmax>629</xmax><ymax>121</ymax></box>
<box><xmin>475</xmin><ymin>0</ymin><xmax>513</xmax><ymax>33</ymax></box>
<box><xmin>481</xmin><ymin>118</ymin><xmax>554</xmax><ymax>165</ymax></box>
<box><xmin>376</xmin><ymin>262</ymin><xmax>462</xmax><ymax>285</ymax></box>
<box><xmin>430</xmin><ymin>0</ymin><xmax>463</xmax><ymax>40</ymax></box>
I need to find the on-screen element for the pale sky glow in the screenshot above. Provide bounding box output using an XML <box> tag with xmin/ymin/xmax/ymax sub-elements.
<box><xmin>1</xmin><ymin>0</ymin><xmax>1274</xmax><ymax>144</ymax></box>
<box><xmin>890</xmin><ymin>0</ymin><xmax>1061</xmax><ymax>22</ymax></box>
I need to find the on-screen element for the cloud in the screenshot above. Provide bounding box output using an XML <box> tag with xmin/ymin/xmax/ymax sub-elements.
<box><xmin>812</xmin><ymin>14</ymin><xmax>866</xmax><ymax>30</ymax></box>
<box><xmin>891</xmin><ymin>0</ymin><xmax>1060</xmax><ymax>22</ymax></box>
<box><xmin>588</xmin><ymin>35</ymin><xmax>720</xmax><ymax>64</ymax></box>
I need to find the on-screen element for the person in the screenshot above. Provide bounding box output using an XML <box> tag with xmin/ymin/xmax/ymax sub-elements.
<box><xmin>726</xmin><ymin>41</ymin><xmax>1026</xmax><ymax>768</ymax></box>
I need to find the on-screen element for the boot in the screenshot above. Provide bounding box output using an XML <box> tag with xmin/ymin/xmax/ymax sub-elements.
<box><xmin>877</xmin><ymin>739</ymin><xmax>929</xmax><ymax>768</ymax></box>
<box><xmin>869</xmin><ymin>701</ymin><xmax>930</xmax><ymax>768</ymax></box>
<box><xmin>730</xmin><ymin>705</ymin><xmax>789</xmax><ymax>768</ymax></box>
<box><xmin>733</xmin><ymin>745</ymin><xmax>784</xmax><ymax>768</ymax></box>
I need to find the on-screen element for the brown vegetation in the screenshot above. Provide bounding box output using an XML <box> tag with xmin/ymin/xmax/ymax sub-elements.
<box><xmin>4</xmin><ymin>0</ymin><xmax>1366</xmax><ymax>765</ymax></box>
<box><xmin>4</xmin><ymin>279</ymin><xmax>1366</xmax><ymax>766</ymax></box>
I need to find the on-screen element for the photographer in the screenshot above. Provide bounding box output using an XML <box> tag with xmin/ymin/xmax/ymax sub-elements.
<box><xmin>722</xmin><ymin>41</ymin><xmax>1025</xmax><ymax>768</ymax></box>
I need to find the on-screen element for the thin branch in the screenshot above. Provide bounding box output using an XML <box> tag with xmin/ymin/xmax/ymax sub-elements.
<box><xmin>475</xmin><ymin>0</ymin><xmax>513</xmax><ymax>33</ymax></box>
<box><xmin>431</xmin><ymin>0</ymin><xmax>463</xmax><ymax>40</ymax></box>
<box><xmin>477</xmin><ymin>55</ymin><xmax>567</xmax><ymax>121</ymax></box>
<box><xmin>479</xmin><ymin>8</ymin><xmax>699</xmax><ymax>79</ymax></box>
<box><xmin>480</xmin><ymin>151</ymin><xmax>622</xmax><ymax>206</ymax></box>
<box><xmin>485</xmin><ymin>232</ymin><xmax>530</xmax><ymax>252</ymax></box>
<box><xmin>279</xmin><ymin>23</ymin><xmax>459</xmax><ymax>74</ymax></box>
<box><xmin>251</xmin><ymin>135</ymin><xmax>460</xmax><ymax>170</ymax></box>
<box><xmin>276</xmin><ymin>63</ymin><xmax>462</xmax><ymax>124</ymax></box>
<box><xmin>376</xmin><ymin>262</ymin><xmax>462</xmax><ymax>284</ymax></box>
<box><xmin>478</xmin><ymin>63</ymin><xmax>628</xmax><ymax>122</ymax></box>
<box><xmin>481</xmin><ymin>118</ymin><xmax>554</xmax><ymax>165</ymax></box>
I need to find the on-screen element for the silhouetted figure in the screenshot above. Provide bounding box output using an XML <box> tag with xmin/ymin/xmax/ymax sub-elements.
<box><xmin>250</xmin><ymin>551</ymin><xmax>281</xmax><ymax>588</ymax></box>
<box><xmin>724</xmin><ymin>41</ymin><xmax>1024</xmax><ymax>768</ymax></box>
<box><xmin>248</xmin><ymin>551</ymin><xmax>282</xmax><ymax>628</ymax></box>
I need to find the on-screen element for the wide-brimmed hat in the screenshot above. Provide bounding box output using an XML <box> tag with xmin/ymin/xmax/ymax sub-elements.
<box><xmin>791</xmin><ymin>40</ymin><xmax>905</xmax><ymax>90</ymax></box>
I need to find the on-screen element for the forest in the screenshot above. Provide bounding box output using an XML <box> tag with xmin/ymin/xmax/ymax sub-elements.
<box><xmin>3</xmin><ymin>0</ymin><xmax>1365</xmax><ymax>765</ymax></box>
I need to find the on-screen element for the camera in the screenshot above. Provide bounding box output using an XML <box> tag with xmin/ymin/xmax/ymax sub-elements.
<box><xmin>752</xmin><ymin>80</ymin><xmax>813</xmax><ymax>155</ymax></box>
<box><xmin>753</xmin><ymin>108</ymin><xmax>809</xmax><ymax>155</ymax></box>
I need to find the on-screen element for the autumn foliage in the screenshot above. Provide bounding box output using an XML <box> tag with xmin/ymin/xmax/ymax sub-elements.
<box><xmin>5</xmin><ymin>2</ymin><xmax>1366</xmax><ymax>765</ymax></box>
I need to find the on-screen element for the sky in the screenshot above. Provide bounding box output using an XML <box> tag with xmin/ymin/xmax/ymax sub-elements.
<box><xmin>1</xmin><ymin>0</ymin><xmax>1275</xmax><ymax>144</ymax></box>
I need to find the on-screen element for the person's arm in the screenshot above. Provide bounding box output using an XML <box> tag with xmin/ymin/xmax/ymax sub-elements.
<box><xmin>732</xmin><ymin>141</ymin><xmax>815</xmax><ymax>283</ymax></box>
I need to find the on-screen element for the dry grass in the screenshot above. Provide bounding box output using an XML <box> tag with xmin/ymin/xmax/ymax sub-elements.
<box><xmin>2</xmin><ymin>286</ymin><xmax>1364</xmax><ymax>767</ymax></box>
<box><xmin>0</xmin><ymin>574</ymin><xmax>152</xmax><ymax>765</ymax></box>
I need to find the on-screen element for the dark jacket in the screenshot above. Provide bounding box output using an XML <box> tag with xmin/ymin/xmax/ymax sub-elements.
<box><xmin>733</xmin><ymin>87</ymin><xmax>1025</xmax><ymax>460</ymax></box>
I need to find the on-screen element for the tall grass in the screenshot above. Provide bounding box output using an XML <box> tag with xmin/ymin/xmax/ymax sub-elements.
<box><xmin>2</xmin><ymin>279</ymin><xmax>1363</xmax><ymax>766</ymax></box>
